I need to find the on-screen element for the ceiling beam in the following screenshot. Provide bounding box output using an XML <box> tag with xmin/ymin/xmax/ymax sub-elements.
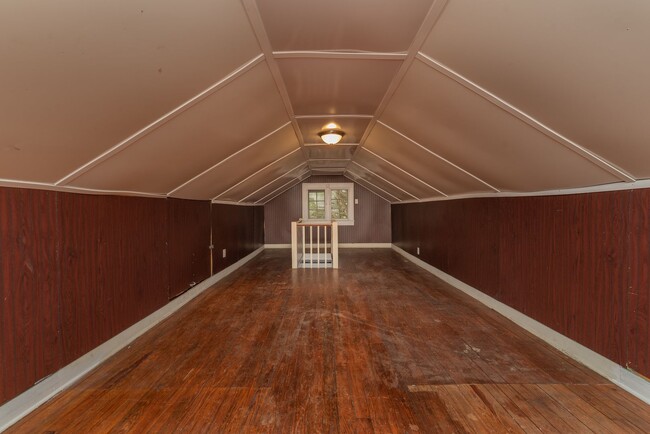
<box><xmin>376</xmin><ymin>121</ymin><xmax>499</xmax><ymax>192</ymax></box>
<box><xmin>295</xmin><ymin>114</ymin><xmax>373</xmax><ymax>120</ymax></box>
<box><xmin>347</xmin><ymin>0</ymin><xmax>450</xmax><ymax>170</ymax></box>
<box><xmin>55</xmin><ymin>54</ymin><xmax>265</xmax><ymax>186</ymax></box>
<box><xmin>415</xmin><ymin>53</ymin><xmax>635</xmax><ymax>183</ymax></box>
<box><xmin>273</xmin><ymin>51</ymin><xmax>407</xmax><ymax>60</ymax></box>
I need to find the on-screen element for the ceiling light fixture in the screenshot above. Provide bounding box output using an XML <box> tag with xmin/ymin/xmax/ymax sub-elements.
<box><xmin>318</xmin><ymin>123</ymin><xmax>345</xmax><ymax>145</ymax></box>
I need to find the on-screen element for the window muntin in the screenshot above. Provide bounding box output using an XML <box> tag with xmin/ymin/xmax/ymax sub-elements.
<box><xmin>302</xmin><ymin>183</ymin><xmax>354</xmax><ymax>225</ymax></box>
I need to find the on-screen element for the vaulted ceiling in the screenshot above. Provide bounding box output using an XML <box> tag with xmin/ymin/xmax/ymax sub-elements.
<box><xmin>1</xmin><ymin>0</ymin><xmax>648</xmax><ymax>204</ymax></box>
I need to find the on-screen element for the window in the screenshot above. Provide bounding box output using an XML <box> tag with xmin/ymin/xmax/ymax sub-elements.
<box><xmin>302</xmin><ymin>183</ymin><xmax>354</xmax><ymax>225</ymax></box>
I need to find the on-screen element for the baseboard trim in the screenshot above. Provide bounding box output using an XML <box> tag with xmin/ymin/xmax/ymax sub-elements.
<box><xmin>391</xmin><ymin>244</ymin><xmax>650</xmax><ymax>405</ymax></box>
<box><xmin>264</xmin><ymin>243</ymin><xmax>391</xmax><ymax>249</ymax></box>
<box><xmin>0</xmin><ymin>246</ymin><xmax>264</xmax><ymax>432</ymax></box>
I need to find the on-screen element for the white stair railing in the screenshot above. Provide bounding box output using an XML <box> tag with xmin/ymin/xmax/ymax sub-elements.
<box><xmin>291</xmin><ymin>221</ymin><xmax>338</xmax><ymax>269</ymax></box>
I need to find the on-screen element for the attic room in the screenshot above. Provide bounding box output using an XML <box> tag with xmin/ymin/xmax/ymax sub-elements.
<box><xmin>1</xmin><ymin>0</ymin><xmax>650</xmax><ymax>431</ymax></box>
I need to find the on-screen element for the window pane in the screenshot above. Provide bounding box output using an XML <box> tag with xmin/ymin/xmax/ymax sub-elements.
<box><xmin>308</xmin><ymin>190</ymin><xmax>326</xmax><ymax>219</ymax></box>
<box><xmin>331</xmin><ymin>189</ymin><xmax>348</xmax><ymax>220</ymax></box>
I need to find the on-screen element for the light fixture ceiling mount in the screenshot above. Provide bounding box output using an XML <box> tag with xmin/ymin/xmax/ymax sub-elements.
<box><xmin>318</xmin><ymin>123</ymin><xmax>345</xmax><ymax>145</ymax></box>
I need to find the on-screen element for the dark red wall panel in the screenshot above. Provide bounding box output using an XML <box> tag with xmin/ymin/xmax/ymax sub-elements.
<box><xmin>211</xmin><ymin>204</ymin><xmax>264</xmax><ymax>273</ymax></box>
<box><xmin>393</xmin><ymin>189</ymin><xmax>649</xmax><ymax>378</ymax></box>
<box><xmin>59</xmin><ymin>194</ymin><xmax>170</xmax><ymax>363</ymax></box>
<box><xmin>0</xmin><ymin>188</ymin><xmax>62</xmax><ymax>404</ymax></box>
<box><xmin>264</xmin><ymin>175</ymin><xmax>391</xmax><ymax>245</ymax></box>
<box><xmin>167</xmin><ymin>198</ymin><xmax>211</xmax><ymax>299</ymax></box>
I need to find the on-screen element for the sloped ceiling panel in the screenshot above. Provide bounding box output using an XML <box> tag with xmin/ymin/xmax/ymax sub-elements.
<box><xmin>0</xmin><ymin>0</ymin><xmax>260</xmax><ymax>182</ymax></box>
<box><xmin>277</xmin><ymin>58</ymin><xmax>402</xmax><ymax>115</ymax></box>
<box><xmin>68</xmin><ymin>61</ymin><xmax>290</xmax><ymax>194</ymax></box>
<box><xmin>421</xmin><ymin>0</ymin><xmax>650</xmax><ymax>178</ymax></box>
<box><xmin>217</xmin><ymin>150</ymin><xmax>306</xmax><ymax>202</ymax></box>
<box><xmin>248</xmin><ymin>165</ymin><xmax>311</xmax><ymax>203</ymax></box>
<box><xmin>364</xmin><ymin>123</ymin><xmax>493</xmax><ymax>195</ymax></box>
<box><xmin>256</xmin><ymin>0</ymin><xmax>434</xmax><ymax>52</ymax></box>
<box><xmin>347</xmin><ymin>164</ymin><xmax>414</xmax><ymax>202</ymax></box>
<box><xmin>306</xmin><ymin>145</ymin><xmax>356</xmax><ymax>161</ymax></box>
<box><xmin>380</xmin><ymin>60</ymin><xmax>621</xmax><ymax>192</ymax></box>
<box><xmin>171</xmin><ymin>124</ymin><xmax>301</xmax><ymax>200</ymax></box>
<box><xmin>352</xmin><ymin>150</ymin><xmax>443</xmax><ymax>200</ymax></box>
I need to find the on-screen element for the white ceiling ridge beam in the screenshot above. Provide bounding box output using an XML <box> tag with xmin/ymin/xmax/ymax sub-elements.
<box><xmin>359</xmin><ymin>148</ymin><xmax>447</xmax><ymax>197</ymax></box>
<box><xmin>54</xmin><ymin>54</ymin><xmax>266</xmax><ymax>186</ymax></box>
<box><xmin>166</xmin><ymin>122</ymin><xmax>291</xmax><ymax>196</ymax></box>
<box><xmin>347</xmin><ymin>0</ymin><xmax>450</xmax><ymax>170</ymax></box>
<box><xmin>343</xmin><ymin>171</ymin><xmax>398</xmax><ymax>203</ymax></box>
<box><xmin>295</xmin><ymin>114</ymin><xmax>374</xmax><ymax>119</ymax></box>
<box><xmin>304</xmin><ymin>142</ymin><xmax>359</xmax><ymax>147</ymax></box>
<box><xmin>240</xmin><ymin>161</ymin><xmax>308</xmax><ymax>203</ymax></box>
<box><xmin>241</xmin><ymin>0</ymin><xmax>309</xmax><ymax>162</ymax></box>
<box><xmin>349</xmin><ymin>161</ymin><xmax>420</xmax><ymax>200</ymax></box>
<box><xmin>415</xmin><ymin>52</ymin><xmax>636</xmax><ymax>183</ymax></box>
<box><xmin>376</xmin><ymin>120</ymin><xmax>500</xmax><ymax>192</ymax></box>
<box><xmin>257</xmin><ymin>172</ymin><xmax>312</xmax><ymax>204</ymax></box>
<box><xmin>213</xmin><ymin>148</ymin><xmax>302</xmax><ymax>201</ymax></box>
<box><xmin>273</xmin><ymin>51</ymin><xmax>407</xmax><ymax>60</ymax></box>
<box><xmin>0</xmin><ymin>178</ymin><xmax>166</xmax><ymax>198</ymax></box>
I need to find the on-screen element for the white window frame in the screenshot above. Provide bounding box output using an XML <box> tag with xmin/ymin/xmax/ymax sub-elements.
<box><xmin>302</xmin><ymin>182</ymin><xmax>354</xmax><ymax>226</ymax></box>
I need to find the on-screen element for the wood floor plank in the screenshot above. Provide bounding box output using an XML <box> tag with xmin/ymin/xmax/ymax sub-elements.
<box><xmin>6</xmin><ymin>250</ymin><xmax>649</xmax><ymax>433</ymax></box>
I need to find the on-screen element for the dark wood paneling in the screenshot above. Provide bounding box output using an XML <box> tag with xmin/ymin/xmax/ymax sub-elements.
<box><xmin>393</xmin><ymin>190</ymin><xmax>645</xmax><ymax>377</ymax></box>
<box><xmin>167</xmin><ymin>198</ymin><xmax>211</xmax><ymax>299</ymax></box>
<box><xmin>264</xmin><ymin>175</ymin><xmax>391</xmax><ymax>244</ymax></box>
<box><xmin>628</xmin><ymin>189</ymin><xmax>650</xmax><ymax>376</ymax></box>
<box><xmin>0</xmin><ymin>188</ymin><xmax>62</xmax><ymax>404</ymax></box>
<box><xmin>59</xmin><ymin>194</ymin><xmax>170</xmax><ymax>363</ymax></box>
<box><xmin>212</xmin><ymin>204</ymin><xmax>264</xmax><ymax>273</ymax></box>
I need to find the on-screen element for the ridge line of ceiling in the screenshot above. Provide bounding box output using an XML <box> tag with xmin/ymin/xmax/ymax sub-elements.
<box><xmin>54</xmin><ymin>54</ymin><xmax>266</xmax><ymax>187</ymax></box>
<box><xmin>241</xmin><ymin>0</ymin><xmax>309</xmax><ymax>164</ymax></box>
<box><xmin>349</xmin><ymin>161</ymin><xmax>419</xmax><ymax>200</ymax></box>
<box><xmin>414</xmin><ymin>52</ymin><xmax>636</xmax><ymax>183</ymax></box>
<box><xmin>242</xmin><ymin>162</ymin><xmax>308</xmax><ymax>203</ymax></box>
<box><xmin>375</xmin><ymin>121</ymin><xmax>499</xmax><ymax>192</ymax></box>
<box><xmin>272</xmin><ymin>51</ymin><xmax>407</xmax><ymax>60</ymax></box>
<box><xmin>166</xmin><ymin>121</ymin><xmax>292</xmax><ymax>196</ymax></box>
<box><xmin>344</xmin><ymin>0</ymin><xmax>450</xmax><ymax>175</ymax></box>
<box><xmin>359</xmin><ymin>148</ymin><xmax>446</xmax><ymax>197</ymax></box>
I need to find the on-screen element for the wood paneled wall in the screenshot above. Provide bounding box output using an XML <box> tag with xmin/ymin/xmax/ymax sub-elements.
<box><xmin>392</xmin><ymin>190</ymin><xmax>650</xmax><ymax>378</ymax></box>
<box><xmin>0</xmin><ymin>187</ymin><xmax>259</xmax><ymax>406</ymax></box>
<box><xmin>168</xmin><ymin>198</ymin><xmax>211</xmax><ymax>299</ymax></box>
<box><xmin>264</xmin><ymin>175</ymin><xmax>391</xmax><ymax>244</ymax></box>
<box><xmin>211</xmin><ymin>204</ymin><xmax>264</xmax><ymax>273</ymax></box>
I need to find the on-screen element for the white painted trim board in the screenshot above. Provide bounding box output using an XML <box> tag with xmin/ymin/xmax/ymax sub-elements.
<box><xmin>264</xmin><ymin>243</ymin><xmax>391</xmax><ymax>249</ymax></box>
<box><xmin>0</xmin><ymin>247</ymin><xmax>264</xmax><ymax>432</ymax></box>
<box><xmin>391</xmin><ymin>244</ymin><xmax>650</xmax><ymax>405</ymax></box>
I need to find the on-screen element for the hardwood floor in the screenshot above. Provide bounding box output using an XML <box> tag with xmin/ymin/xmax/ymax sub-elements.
<box><xmin>8</xmin><ymin>249</ymin><xmax>650</xmax><ymax>433</ymax></box>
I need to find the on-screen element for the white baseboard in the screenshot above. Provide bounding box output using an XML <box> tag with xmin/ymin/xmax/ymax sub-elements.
<box><xmin>0</xmin><ymin>246</ymin><xmax>264</xmax><ymax>433</ymax></box>
<box><xmin>391</xmin><ymin>244</ymin><xmax>650</xmax><ymax>405</ymax></box>
<box><xmin>264</xmin><ymin>243</ymin><xmax>391</xmax><ymax>249</ymax></box>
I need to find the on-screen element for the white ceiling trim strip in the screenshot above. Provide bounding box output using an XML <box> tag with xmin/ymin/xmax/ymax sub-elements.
<box><xmin>253</xmin><ymin>171</ymin><xmax>307</xmax><ymax>204</ymax></box>
<box><xmin>304</xmin><ymin>143</ymin><xmax>359</xmax><ymax>147</ymax></box>
<box><xmin>273</xmin><ymin>51</ymin><xmax>407</xmax><ymax>60</ymax></box>
<box><xmin>0</xmin><ymin>178</ymin><xmax>166</xmax><ymax>198</ymax></box>
<box><xmin>213</xmin><ymin>148</ymin><xmax>302</xmax><ymax>200</ymax></box>
<box><xmin>257</xmin><ymin>171</ymin><xmax>312</xmax><ymax>205</ymax></box>
<box><xmin>295</xmin><ymin>114</ymin><xmax>374</xmax><ymax>120</ymax></box>
<box><xmin>348</xmin><ymin>0</ymin><xmax>450</xmax><ymax>170</ymax></box>
<box><xmin>211</xmin><ymin>200</ymin><xmax>261</xmax><ymax>206</ymax></box>
<box><xmin>360</xmin><ymin>148</ymin><xmax>447</xmax><ymax>197</ymax></box>
<box><xmin>415</xmin><ymin>52</ymin><xmax>636</xmax><ymax>183</ymax></box>
<box><xmin>241</xmin><ymin>0</ymin><xmax>308</xmax><ymax>160</ymax></box>
<box><xmin>55</xmin><ymin>54</ymin><xmax>266</xmax><ymax>186</ymax></box>
<box><xmin>376</xmin><ymin>121</ymin><xmax>500</xmax><ymax>192</ymax></box>
<box><xmin>166</xmin><ymin>122</ymin><xmax>291</xmax><ymax>196</ymax></box>
<box><xmin>349</xmin><ymin>161</ymin><xmax>419</xmax><ymax>200</ymax></box>
<box><xmin>343</xmin><ymin>172</ymin><xmax>396</xmax><ymax>203</ymax></box>
<box><xmin>241</xmin><ymin>162</ymin><xmax>308</xmax><ymax>203</ymax></box>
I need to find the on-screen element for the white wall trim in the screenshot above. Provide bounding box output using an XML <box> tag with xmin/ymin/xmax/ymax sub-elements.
<box><xmin>0</xmin><ymin>247</ymin><xmax>264</xmax><ymax>433</ymax></box>
<box><xmin>0</xmin><ymin>179</ymin><xmax>167</xmax><ymax>199</ymax></box>
<box><xmin>391</xmin><ymin>245</ymin><xmax>650</xmax><ymax>405</ymax></box>
<box><xmin>265</xmin><ymin>243</ymin><xmax>391</xmax><ymax>249</ymax></box>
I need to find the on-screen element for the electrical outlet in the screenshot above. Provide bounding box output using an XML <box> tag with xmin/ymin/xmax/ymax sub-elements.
<box><xmin>417</xmin><ymin>247</ymin><xmax>420</xmax><ymax>255</ymax></box>
<box><xmin>354</xmin><ymin>198</ymin><xmax>358</xmax><ymax>205</ymax></box>
<box><xmin>222</xmin><ymin>249</ymin><xmax>227</xmax><ymax>258</ymax></box>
